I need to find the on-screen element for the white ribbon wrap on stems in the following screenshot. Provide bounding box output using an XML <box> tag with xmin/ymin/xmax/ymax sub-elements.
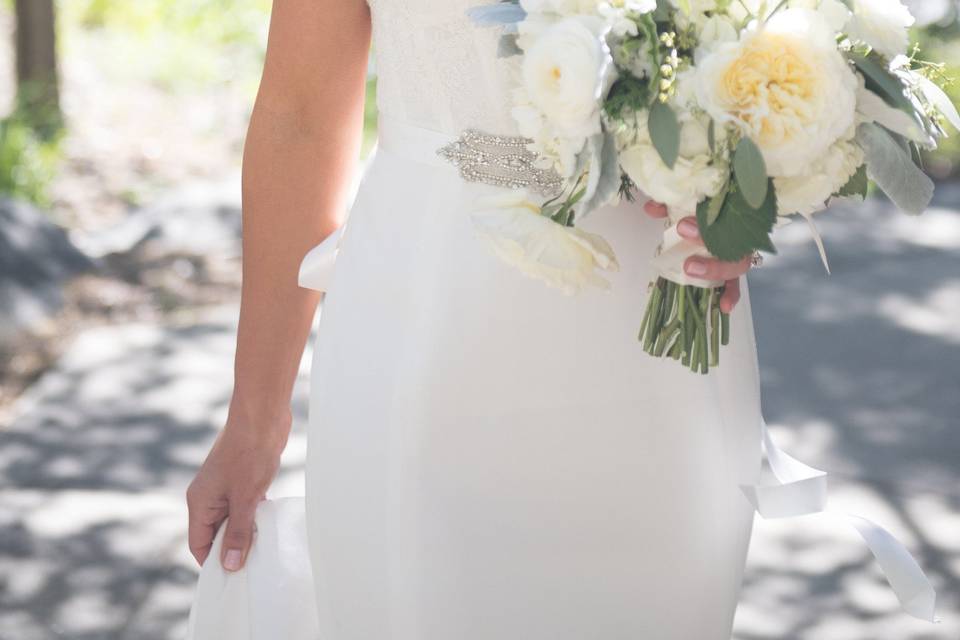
<box><xmin>649</xmin><ymin>218</ymin><xmax>725</xmax><ymax>289</ymax></box>
<box><xmin>298</xmin><ymin>225</ymin><xmax>345</xmax><ymax>293</ymax></box>
<box><xmin>744</xmin><ymin>419</ymin><xmax>940</xmax><ymax>623</ymax></box>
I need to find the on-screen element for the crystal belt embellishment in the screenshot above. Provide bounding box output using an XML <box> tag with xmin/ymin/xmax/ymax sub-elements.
<box><xmin>437</xmin><ymin>130</ymin><xmax>564</xmax><ymax>197</ymax></box>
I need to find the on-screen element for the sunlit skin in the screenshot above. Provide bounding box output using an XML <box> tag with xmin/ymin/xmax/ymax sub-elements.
<box><xmin>186</xmin><ymin>0</ymin><xmax>372</xmax><ymax>574</ymax></box>
<box><xmin>641</xmin><ymin>200</ymin><xmax>751</xmax><ymax>314</ymax></box>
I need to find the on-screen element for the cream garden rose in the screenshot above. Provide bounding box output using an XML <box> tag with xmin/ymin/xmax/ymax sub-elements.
<box><xmin>520</xmin><ymin>16</ymin><xmax>617</xmax><ymax>141</ymax></box>
<box><xmin>846</xmin><ymin>0</ymin><xmax>915</xmax><ymax>59</ymax></box>
<box><xmin>694</xmin><ymin>8</ymin><xmax>858</xmax><ymax>178</ymax></box>
<box><xmin>775</xmin><ymin>138</ymin><xmax>865</xmax><ymax>215</ymax></box>
<box><xmin>470</xmin><ymin>190</ymin><xmax>619</xmax><ymax>295</ymax></box>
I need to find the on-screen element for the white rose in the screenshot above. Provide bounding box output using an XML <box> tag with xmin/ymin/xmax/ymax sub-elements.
<box><xmin>521</xmin><ymin>16</ymin><xmax>617</xmax><ymax>141</ymax></box>
<box><xmin>470</xmin><ymin>190</ymin><xmax>620</xmax><ymax>294</ymax></box>
<box><xmin>695</xmin><ymin>8</ymin><xmax>858</xmax><ymax>178</ymax></box>
<box><xmin>619</xmin><ymin>110</ymin><xmax>727</xmax><ymax>213</ymax></box>
<box><xmin>774</xmin><ymin>138</ymin><xmax>865</xmax><ymax>215</ymax></box>
<box><xmin>846</xmin><ymin>0</ymin><xmax>915</xmax><ymax>59</ymax></box>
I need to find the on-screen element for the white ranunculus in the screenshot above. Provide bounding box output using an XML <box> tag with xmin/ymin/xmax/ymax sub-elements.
<box><xmin>695</xmin><ymin>8</ymin><xmax>858</xmax><ymax>178</ymax></box>
<box><xmin>470</xmin><ymin>190</ymin><xmax>620</xmax><ymax>295</ymax></box>
<box><xmin>774</xmin><ymin>138</ymin><xmax>865</xmax><ymax>215</ymax></box>
<box><xmin>619</xmin><ymin>109</ymin><xmax>727</xmax><ymax>214</ymax></box>
<box><xmin>846</xmin><ymin>0</ymin><xmax>915</xmax><ymax>59</ymax></box>
<box><xmin>520</xmin><ymin>16</ymin><xmax>617</xmax><ymax>141</ymax></box>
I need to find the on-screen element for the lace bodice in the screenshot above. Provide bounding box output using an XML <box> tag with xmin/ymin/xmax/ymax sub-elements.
<box><xmin>367</xmin><ymin>0</ymin><xmax>520</xmax><ymax>137</ymax></box>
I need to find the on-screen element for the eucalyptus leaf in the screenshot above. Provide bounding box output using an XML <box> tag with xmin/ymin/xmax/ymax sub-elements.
<box><xmin>704</xmin><ymin>181</ymin><xmax>729</xmax><ymax>227</ymax></box>
<box><xmin>856</xmin><ymin>122</ymin><xmax>934</xmax><ymax>216</ymax></box>
<box><xmin>466</xmin><ymin>3</ymin><xmax>527</xmax><ymax>25</ymax></box>
<box><xmin>837</xmin><ymin>164</ymin><xmax>868</xmax><ymax>200</ymax></box>
<box><xmin>648</xmin><ymin>101</ymin><xmax>680</xmax><ymax>169</ymax></box>
<box><xmin>696</xmin><ymin>180</ymin><xmax>778</xmax><ymax>262</ymax></box>
<box><xmin>733</xmin><ymin>137</ymin><xmax>768</xmax><ymax>209</ymax></box>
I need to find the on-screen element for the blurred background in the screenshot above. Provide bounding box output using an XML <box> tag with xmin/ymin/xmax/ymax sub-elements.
<box><xmin>0</xmin><ymin>1</ymin><xmax>957</xmax><ymax>638</ymax></box>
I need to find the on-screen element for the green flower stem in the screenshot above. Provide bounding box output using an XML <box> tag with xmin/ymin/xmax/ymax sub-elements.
<box><xmin>639</xmin><ymin>278</ymin><xmax>730</xmax><ymax>374</ymax></box>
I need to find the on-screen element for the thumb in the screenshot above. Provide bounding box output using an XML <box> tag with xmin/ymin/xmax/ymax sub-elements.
<box><xmin>220</xmin><ymin>499</ymin><xmax>258</xmax><ymax>572</ymax></box>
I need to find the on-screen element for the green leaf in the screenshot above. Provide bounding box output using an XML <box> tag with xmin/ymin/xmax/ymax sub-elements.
<box><xmin>497</xmin><ymin>34</ymin><xmax>522</xmax><ymax>58</ymax></box>
<box><xmin>604</xmin><ymin>74</ymin><xmax>652</xmax><ymax>121</ymax></box>
<box><xmin>856</xmin><ymin>122</ymin><xmax>934</xmax><ymax>215</ymax></box>
<box><xmin>648</xmin><ymin>101</ymin><xmax>680</xmax><ymax>169</ymax></box>
<box><xmin>707</xmin><ymin>119</ymin><xmax>716</xmax><ymax>155</ymax></box>
<box><xmin>837</xmin><ymin>164</ymin><xmax>868</xmax><ymax>200</ymax></box>
<box><xmin>696</xmin><ymin>180</ymin><xmax>778</xmax><ymax>262</ymax></box>
<box><xmin>703</xmin><ymin>181</ymin><xmax>729</xmax><ymax>227</ymax></box>
<box><xmin>849</xmin><ymin>53</ymin><xmax>915</xmax><ymax>115</ymax></box>
<box><xmin>732</xmin><ymin>137</ymin><xmax>768</xmax><ymax>209</ymax></box>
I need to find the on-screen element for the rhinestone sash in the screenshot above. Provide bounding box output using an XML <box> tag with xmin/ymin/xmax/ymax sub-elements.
<box><xmin>436</xmin><ymin>130</ymin><xmax>564</xmax><ymax>197</ymax></box>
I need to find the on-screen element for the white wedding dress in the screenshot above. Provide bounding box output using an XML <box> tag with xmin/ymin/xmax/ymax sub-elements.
<box><xmin>187</xmin><ymin>1</ymin><xmax>937</xmax><ymax>638</ymax></box>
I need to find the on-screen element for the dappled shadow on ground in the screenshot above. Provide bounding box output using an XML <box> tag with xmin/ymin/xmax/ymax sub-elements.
<box><xmin>734</xmin><ymin>190</ymin><xmax>960</xmax><ymax>639</ymax></box>
<box><xmin>0</xmin><ymin>306</ymin><xmax>314</xmax><ymax>639</ymax></box>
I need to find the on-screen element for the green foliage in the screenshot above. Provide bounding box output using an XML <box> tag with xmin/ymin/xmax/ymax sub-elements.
<box><xmin>837</xmin><ymin>164</ymin><xmax>869</xmax><ymax>200</ymax></box>
<box><xmin>732</xmin><ymin>137</ymin><xmax>768</xmax><ymax>209</ymax></box>
<box><xmin>648</xmin><ymin>100</ymin><xmax>680</xmax><ymax>168</ymax></box>
<box><xmin>696</xmin><ymin>179</ymin><xmax>777</xmax><ymax>262</ymax></box>
<box><xmin>56</xmin><ymin>0</ymin><xmax>272</xmax><ymax>91</ymax></box>
<box><xmin>604</xmin><ymin>74</ymin><xmax>652</xmax><ymax>121</ymax></box>
<box><xmin>0</xmin><ymin>113</ymin><xmax>63</xmax><ymax>207</ymax></box>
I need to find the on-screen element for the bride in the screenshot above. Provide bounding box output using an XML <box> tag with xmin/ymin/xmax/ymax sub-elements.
<box><xmin>184</xmin><ymin>1</ymin><xmax>936</xmax><ymax>638</ymax></box>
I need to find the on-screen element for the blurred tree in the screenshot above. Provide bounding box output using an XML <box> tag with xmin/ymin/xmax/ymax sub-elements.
<box><xmin>14</xmin><ymin>0</ymin><xmax>63</xmax><ymax>138</ymax></box>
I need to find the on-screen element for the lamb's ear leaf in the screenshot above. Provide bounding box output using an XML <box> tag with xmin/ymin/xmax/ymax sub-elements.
<box><xmin>857</xmin><ymin>122</ymin><xmax>934</xmax><ymax>216</ymax></box>
<box><xmin>648</xmin><ymin>101</ymin><xmax>680</xmax><ymax>169</ymax></box>
<box><xmin>579</xmin><ymin>132</ymin><xmax>623</xmax><ymax>217</ymax></box>
<box><xmin>696</xmin><ymin>180</ymin><xmax>778</xmax><ymax>262</ymax></box>
<box><xmin>733</xmin><ymin>137</ymin><xmax>769</xmax><ymax>209</ymax></box>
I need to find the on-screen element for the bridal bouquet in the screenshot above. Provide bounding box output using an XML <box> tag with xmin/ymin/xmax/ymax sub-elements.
<box><xmin>467</xmin><ymin>0</ymin><xmax>959</xmax><ymax>373</ymax></box>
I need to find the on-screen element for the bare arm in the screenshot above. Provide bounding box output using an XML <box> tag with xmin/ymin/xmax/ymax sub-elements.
<box><xmin>187</xmin><ymin>0</ymin><xmax>371</xmax><ymax>571</ymax></box>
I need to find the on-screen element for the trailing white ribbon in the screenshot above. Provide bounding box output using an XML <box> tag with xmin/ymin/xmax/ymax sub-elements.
<box><xmin>742</xmin><ymin>419</ymin><xmax>940</xmax><ymax>623</ymax></box>
<box><xmin>298</xmin><ymin>225</ymin><xmax>345</xmax><ymax>293</ymax></box>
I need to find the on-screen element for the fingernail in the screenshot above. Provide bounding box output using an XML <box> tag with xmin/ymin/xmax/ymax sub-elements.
<box><xmin>678</xmin><ymin>219</ymin><xmax>699</xmax><ymax>238</ymax></box>
<box><xmin>685</xmin><ymin>260</ymin><xmax>707</xmax><ymax>277</ymax></box>
<box><xmin>224</xmin><ymin>549</ymin><xmax>243</xmax><ymax>571</ymax></box>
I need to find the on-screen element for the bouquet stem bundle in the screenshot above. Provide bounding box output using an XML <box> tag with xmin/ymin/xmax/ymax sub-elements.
<box><xmin>638</xmin><ymin>279</ymin><xmax>729</xmax><ymax>375</ymax></box>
